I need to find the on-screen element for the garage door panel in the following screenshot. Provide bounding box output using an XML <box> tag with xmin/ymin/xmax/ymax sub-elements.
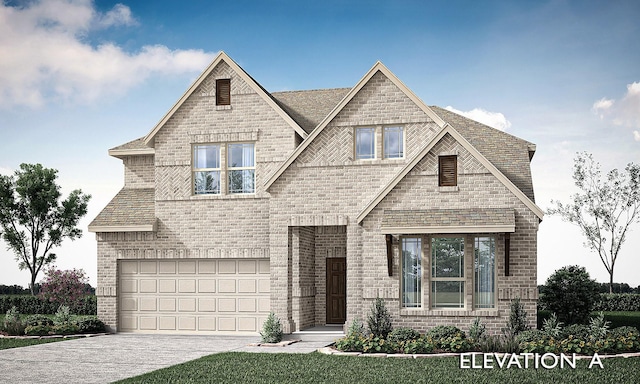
<box><xmin>119</xmin><ymin>259</ymin><xmax>269</xmax><ymax>334</ymax></box>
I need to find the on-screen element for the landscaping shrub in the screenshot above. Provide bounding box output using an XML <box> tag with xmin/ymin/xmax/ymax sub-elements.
<box><xmin>53</xmin><ymin>305</ymin><xmax>71</xmax><ymax>325</ymax></box>
<box><xmin>594</xmin><ymin>294</ymin><xmax>640</xmax><ymax>312</ymax></box>
<box><xmin>468</xmin><ymin>317</ymin><xmax>486</xmax><ymax>343</ymax></box>
<box><xmin>52</xmin><ymin>323</ymin><xmax>80</xmax><ymax>335</ymax></box>
<box><xmin>360</xmin><ymin>335</ymin><xmax>397</xmax><ymax>354</ymax></box>
<box><xmin>401</xmin><ymin>337</ymin><xmax>434</xmax><ymax>354</ymax></box>
<box><xmin>334</xmin><ymin>334</ymin><xmax>365</xmax><ymax>352</ymax></box>
<box><xmin>505</xmin><ymin>297</ymin><xmax>530</xmax><ymax>336</ymax></box>
<box><xmin>602</xmin><ymin>311</ymin><xmax>640</xmax><ymax>329</ymax></box>
<box><xmin>346</xmin><ymin>318</ymin><xmax>364</xmax><ymax>337</ymax></box>
<box><xmin>75</xmin><ymin>317</ymin><xmax>106</xmax><ymax>334</ymax></box>
<box><xmin>562</xmin><ymin>324</ymin><xmax>591</xmax><ymax>340</ymax></box>
<box><xmin>0</xmin><ymin>294</ymin><xmax>96</xmax><ymax>315</ymax></box>
<box><xmin>426</xmin><ymin>325</ymin><xmax>471</xmax><ymax>352</ymax></box>
<box><xmin>24</xmin><ymin>324</ymin><xmax>52</xmax><ymax>336</ymax></box>
<box><xmin>540</xmin><ymin>265</ymin><xmax>600</xmax><ymax>324</ymax></box>
<box><xmin>542</xmin><ymin>312</ymin><xmax>563</xmax><ymax>338</ymax></box>
<box><xmin>25</xmin><ymin>314</ymin><xmax>54</xmax><ymax>327</ymax></box>
<box><xmin>366</xmin><ymin>297</ymin><xmax>392</xmax><ymax>339</ymax></box>
<box><xmin>2</xmin><ymin>306</ymin><xmax>25</xmax><ymax>336</ymax></box>
<box><xmin>39</xmin><ymin>267</ymin><xmax>90</xmax><ymax>309</ymax></box>
<box><xmin>259</xmin><ymin>312</ymin><xmax>283</xmax><ymax>343</ymax></box>
<box><xmin>387</xmin><ymin>327</ymin><xmax>420</xmax><ymax>343</ymax></box>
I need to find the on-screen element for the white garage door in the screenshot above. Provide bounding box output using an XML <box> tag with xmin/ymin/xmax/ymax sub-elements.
<box><xmin>119</xmin><ymin>259</ymin><xmax>270</xmax><ymax>333</ymax></box>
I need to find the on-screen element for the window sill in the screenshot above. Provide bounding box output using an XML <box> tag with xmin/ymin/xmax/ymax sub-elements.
<box><xmin>190</xmin><ymin>192</ymin><xmax>267</xmax><ymax>200</ymax></box>
<box><xmin>399</xmin><ymin>308</ymin><xmax>499</xmax><ymax>317</ymax></box>
<box><xmin>216</xmin><ymin>105</ymin><xmax>232</xmax><ymax>111</ymax></box>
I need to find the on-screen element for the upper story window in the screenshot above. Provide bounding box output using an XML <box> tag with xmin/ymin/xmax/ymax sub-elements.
<box><xmin>228</xmin><ymin>143</ymin><xmax>255</xmax><ymax>194</ymax></box>
<box><xmin>193</xmin><ymin>144</ymin><xmax>221</xmax><ymax>194</ymax></box>
<box><xmin>216</xmin><ymin>79</ymin><xmax>231</xmax><ymax>106</ymax></box>
<box><xmin>431</xmin><ymin>237</ymin><xmax>465</xmax><ymax>309</ymax></box>
<box><xmin>355</xmin><ymin>127</ymin><xmax>375</xmax><ymax>160</ymax></box>
<box><xmin>438</xmin><ymin>155</ymin><xmax>457</xmax><ymax>186</ymax></box>
<box><xmin>383</xmin><ymin>126</ymin><xmax>404</xmax><ymax>159</ymax></box>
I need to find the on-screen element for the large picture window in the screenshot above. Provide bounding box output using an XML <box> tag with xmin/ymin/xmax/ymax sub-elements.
<box><xmin>383</xmin><ymin>126</ymin><xmax>404</xmax><ymax>159</ymax></box>
<box><xmin>401</xmin><ymin>237</ymin><xmax>422</xmax><ymax>308</ymax></box>
<box><xmin>431</xmin><ymin>237</ymin><xmax>465</xmax><ymax>308</ymax></box>
<box><xmin>355</xmin><ymin>127</ymin><xmax>375</xmax><ymax>160</ymax></box>
<box><xmin>193</xmin><ymin>144</ymin><xmax>221</xmax><ymax>194</ymax></box>
<box><xmin>228</xmin><ymin>143</ymin><xmax>255</xmax><ymax>194</ymax></box>
<box><xmin>474</xmin><ymin>237</ymin><xmax>496</xmax><ymax>309</ymax></box>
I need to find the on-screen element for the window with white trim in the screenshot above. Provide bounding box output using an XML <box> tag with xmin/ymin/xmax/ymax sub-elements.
<box><xmin>474</xmin><ymin>236</ymin><xmax>496</xmax><ymax>309</ymax></box>
<box><xmin>193</xmin><ymin>144</ymin><xmax>221</xmax><ymax>194</ymax></box>
<box><xmin>401</xmin><ymin>237</ymin><xmax>422</xmax><ymax>308</ymax></box>
<box><xmin>355</xmin><ymin>127</ymin><xmax>375</xmax><ymax>160</ymax></box>
<box><xmin>228</xmin><ymin>143</ymin><xmax>255</xmax><ymax>194</ymax></box>
<box><xmin>431</xmin><ymin>237</ymin><xmax>465</xmax><ymax>308</ymax></box>
<box><xmin>383</xmin><ymin>126</ymin><xmax>404</xmax><ymax>159</ymax></box>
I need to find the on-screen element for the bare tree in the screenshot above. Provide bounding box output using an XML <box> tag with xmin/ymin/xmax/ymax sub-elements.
<box><xmin>548</xmin><ymin>152</ymin><xmax>640</xmax><ymax>293</ymax></box>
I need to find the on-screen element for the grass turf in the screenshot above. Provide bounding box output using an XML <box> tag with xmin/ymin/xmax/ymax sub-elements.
<box><xmin>115</xmin><ymin>352</ymin><xmax>640</xmax><ymax>384</ymax></box>
<box><xmin>0</xmin><ymin>337</ymin><xmax>65</xmax><ymax>350</ymax></box>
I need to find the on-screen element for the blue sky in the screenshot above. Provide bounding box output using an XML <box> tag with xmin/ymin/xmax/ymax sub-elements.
<box><xmin>1</xmin><ymin>0</ymin><xmax>639</xmax><ymax>288</ymax></box>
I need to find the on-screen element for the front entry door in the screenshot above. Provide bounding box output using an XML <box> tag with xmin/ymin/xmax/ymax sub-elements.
<box><xmin>326</xmin><ymin>257</ymin><xmax>346</xmax><ymax>324</ymax></box>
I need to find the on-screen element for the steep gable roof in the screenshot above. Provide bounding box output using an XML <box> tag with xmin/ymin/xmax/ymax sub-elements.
<box><xmin>356</xmin><ymin>124</ymin><xmax>544</xmax><ymax>223</ymax></box>
<box><xmin>432</xmin><ymin>106</ymin><xmax>536</xmax><ymax>202</ymax></box>
<box><xmin>143</xmin><ymin>51</ymin><xmax>308</xmax><ymax>146</ymax></box>
<box><xmin>264</xmin><ymin>61</ymin><xmax>447</xmax><ymax>189</ymax></box>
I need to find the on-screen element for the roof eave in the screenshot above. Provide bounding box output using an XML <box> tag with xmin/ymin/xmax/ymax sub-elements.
<box><xmin>88</xmin><ymin>222</ymin><xmax>157</xmax><ymax>233</ymax></box>
<box><xmin>108</xmin><ymin>148</ymin><xmax>155</xmax><ymax>159</ymax></box>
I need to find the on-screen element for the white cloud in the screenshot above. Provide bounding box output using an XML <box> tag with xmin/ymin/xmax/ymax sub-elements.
<box><xmin>444</xmin><ymin>106</ymin><xmax>512</xmax><ymax>131</ymax></box>
<box><xmin>592</xmin><ymin>82</ymin><xmax>640</xmax><ymax>140</ymax></box>
<box><xmin>0</xmin><ymin>0</ymin><xmax>215</xmax><ymax>108</ymax></box>
<box><xmin>0</xmin><ymin>166</ymin><xmax>14</xmax><ymax>176</ymax></box>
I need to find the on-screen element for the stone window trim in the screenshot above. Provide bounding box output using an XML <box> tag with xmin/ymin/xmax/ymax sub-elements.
<box><xmin>396</xmin><ymin>233</ymin><xmax>499</xmax><ymax>313</ymax></box>
<box><xmin>191</xmin><ymin>142</ymin><xmax>256</xmax><ymax>196</ymax></box>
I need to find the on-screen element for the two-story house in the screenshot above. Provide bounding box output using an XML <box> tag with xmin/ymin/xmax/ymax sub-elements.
<box><xmin>89</xmin><ymin>52</ymin><xmax>542</xmax><ymax>334</ymax></box>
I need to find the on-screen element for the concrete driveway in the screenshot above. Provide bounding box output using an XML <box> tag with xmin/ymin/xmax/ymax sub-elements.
<box><xmin>0</xmin><ymin>334</ymin><xmax>335</xmax><ymax>384</ymax></box>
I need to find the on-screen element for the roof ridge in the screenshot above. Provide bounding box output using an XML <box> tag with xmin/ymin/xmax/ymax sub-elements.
<box><xmin>271</xmin><ymin>87</ymin><xmax>352</xmax><ymax>95</ymax></box>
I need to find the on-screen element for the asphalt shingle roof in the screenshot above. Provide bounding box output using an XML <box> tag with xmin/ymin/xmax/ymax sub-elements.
<box><xmin>109</xmin><ymin>137</ymin><xmax>149</xmax><ymax>152</ymax></box>
<box><xmin>271</xmin><ymin>88</ymin><xmax>351</xmax><ymax>134</ymax></box>
<box><xmin>89</xmin><ymin>188</ymin><xmax>155</xmax><ymax>229</ymax></box>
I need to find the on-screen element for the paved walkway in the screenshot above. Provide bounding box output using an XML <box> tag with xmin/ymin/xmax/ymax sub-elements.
<box><xmin>0</xmin><ymin>334</ymin><xmax>337</xmax><ymax>384</ymax></box>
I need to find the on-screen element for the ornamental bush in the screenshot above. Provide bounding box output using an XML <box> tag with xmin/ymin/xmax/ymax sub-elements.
<box><xmin>366</xmin><ymin>297</ymin><xmax>393</xmax><ymax>339</ymax></box>
<box><xmin>39</xmin><ymin>267</ymin><xmax>90</xmax><ymax>311</ymax></box>
<box><xmin>540</xmin><ymin>265</ymin><xmax>600</xmax><ymax>324</ymax></box>
<box><xmin>387</xmin><ymin>327</ymin><xmax>420</xmax><ymax>343</ymax></box>
<box><xmin>2</xmin><ymin>306</ymin><xmax>25</xmax><ymax>336</ymax></box>
<box><xmin>260</xmin><ymin>312</ymin><xmax>283</xmax><ymax>343</ymax></box>
<box><xmin>594</xmin><ymin>294</ymin><xmax>640</xmax><ymax>312</ymax></box>
<box><xmin>75</xmin><ymin>317</ymin><xmax>106</xmax><ymax>334</ymax></box>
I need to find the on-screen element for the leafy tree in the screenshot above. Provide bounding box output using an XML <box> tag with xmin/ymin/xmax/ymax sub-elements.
<box><xmin>540</xmin><ymin>265</ymin><xmax>600</xmax><ymax>324</ymax></box>
<box><xmin>0</xmin><ymin>164</ymin><xmax>90</xmax><ymax>295</ymax></box>
<box><xmin>548</xmin><ymin>152</ymin><xmax>640</xmax><ymax>293</ymax></box>
<box><xmin>39</xmin><ymin>267</ymin><xmax>90</xmax><ymax>310</ymax></box>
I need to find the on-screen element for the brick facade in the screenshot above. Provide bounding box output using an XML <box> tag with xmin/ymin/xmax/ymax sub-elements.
<box><xmin>91</xmin><ymin>52</ymin><xmax>541</xmax><ymax>334</ymax></box>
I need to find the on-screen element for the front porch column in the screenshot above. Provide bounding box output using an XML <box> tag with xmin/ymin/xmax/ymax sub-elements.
<box><xmin>269</xmin><ymin>221</ymin><xmax>294</xmax><ymax>333</ymax></box>
<box><xmin>345</xmin><ymin>222</ymin><xmax>363</xmax><ymax>332</ymax></box>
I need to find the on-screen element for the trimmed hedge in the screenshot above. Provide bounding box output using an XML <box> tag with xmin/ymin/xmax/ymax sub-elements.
<box><xmin>594</xmin><ymin>294</ymin><xmax>640</xmax><ymax>312</ymax></box>
<box><xmin>0</xmin><ymin>295</ymin><xmax>96</xmax><ymax>315</ymax></box>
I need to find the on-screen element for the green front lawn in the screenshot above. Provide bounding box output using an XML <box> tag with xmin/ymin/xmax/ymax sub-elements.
<box><xmin>0</xmin><ymin>337</ymin><xmax>65</xmax><ymax>350</ymax></box>
<box><xmin>116</xmin><ymin>352</ymin><xmax>640</xmax><ymax>384</ymax></box>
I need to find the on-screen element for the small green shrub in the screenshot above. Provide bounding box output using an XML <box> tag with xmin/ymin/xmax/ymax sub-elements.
<box><xmin>0</xmin><ymin>295</ymin><xmax>96</xmax><ymax>315</ymax></box>
<box><xmin>334</xmin><ymin>334</ymin><xmax>365</xmax><ymax>352</ymax></box>
<box><xmin>53</xmin><ymin>305</ymin><xmax>71</xmax><ymax>325</ymax></box>
<box><xmin>25</xmin><ymin>314</ymin><xmax>54</xmax><ymax>328</ymax></box>
<box><xmin>52</xmin><ymin>323</ymin><xmax>80</xmax><ymax>335</ymax></box>
<box><xmin>426</xmin><ymin>325</ymin><xmax>471</xmax><ymax>352</ymax></box>
<box><xmin>477</xmin><ymin>334</ymin><xmax>510</xmax><ymax>353</ymax></box>
<box><xmin>468</xmin><ymin>317</ymin><xmax>486</xmax><ymax>343</ymax></box>
<box><xmin>74</xmin><ymin>317</ymin><xmax>106</xmax><ymax>334</ymax></box>
<box><xmin>259</xmin><ymin>312</ymin><xmax>283</xmax><ymax>343</ymax></box>
<box><xmin>366</xmin><ymin>297</ymin><xmax>392</xmax><ymax>339</ymax></box>
<box><xmin>2</xmin><ymin>306</ymin><xmax>25</xmax><ymax>336</ymax></box>
<box><xmin>562</xmin><ymin>324</ymin><xmax>591</xmax><ymax>340</ymax></box>
<box><xmin>505</xmin><ymin>297</ymin><xmax>530</xmax><ymax>336</ymax></box>
<box><xmin>594</xmin><ymin>294</ymin><xmax>640</xmax><ymax>312</ymax></box>
<box><xmin>360</xmin><ymin>335</ymin><xmax>396</xmax><ymax>354</ymax></box>
<box><xmin>589</xmin><ymin>312</ymin><xmax>610</xmax><ymax>339</ymax></box>
<box><xmin>387</xmin><ymin>327</ymin><xmax>420</xmax><ymax>343</ymax></box>
<box><xmin>402</xmin><ymin>337</ymin><xmax>434</xmax><ymax>354</ymax></box>
<box><xmin>542</xmin><ymin>312</ymin><xmax>563</xmax><ymax>338</ymax></box>
<box><xmin>540</xmin><ymin>265</ymin><xmax>600</xmax><ymax>324</ymax></box>
<box><xmin>24</xmin><ymin>324</ymin><xmax>53</xmax><ymax>336</ymax></box>
<box><xmin>426</xmin><ymin>325</ymin><xmax>462</xmax><ymax>340</ymax></box>
<box><xmin>346</xmin><ymin>318</ymin><xmax>364</xmax><ymax>337</ymax></box>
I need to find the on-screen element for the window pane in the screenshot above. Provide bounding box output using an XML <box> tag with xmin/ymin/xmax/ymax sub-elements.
<box><xmin>474</xmin><ymin>237</ymin><xmax>495</xmax><ymax>309</ymax></box>
<box><xmin>194</xmin><ymin>171</ymin><xmax>220</xmax><ymax>194</ymax></box>
<box><xmin>431</xmin><ymin>237</ymin><xmax>464</xmax><ymax>278</ymax></box>
<box><xmin>194</xmin><ymin>145</ymin><xmax>220</xmax><ymax>169</ymax></box>
<box><xmin>356</xmin><ymin>128</ymin><xmax>375</xmax><ymax>159</ymax></box>
<box><xmin>402</xmin><ymin>238</ymin><xmax>421</xmax><ymax>308</ymax></box>
<box><xmin>384</xmin><ymin>126</ymin><xmax>403</xmax><ymax>158</ymax></box>
<box><xmin>432</xmin><ymin>281</ymin><xmax>465</xmax><ymax>308</ymax></box>
<box><xmin>228</xmin><ymin>144</ymin><xmax>254</xmax><ymax>168</ymax></box>
<box><xmin>229</xmin><ymin>169</ymin><xmax>255</xmax><ymax>194</ymax></box>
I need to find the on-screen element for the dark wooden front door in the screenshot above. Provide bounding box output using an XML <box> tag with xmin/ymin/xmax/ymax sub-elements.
<box><xmin>326</xmin><ymin>257</ymin><xmax>346</xmax><ymax>324</ymax></box>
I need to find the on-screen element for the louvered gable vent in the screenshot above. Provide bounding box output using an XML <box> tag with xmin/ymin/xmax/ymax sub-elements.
<box><xmin>439</xmin><ymin>155</ymin><xmax>457</xmax><ymax>186</ymax></box>
<box><xmin>216</xmin><ymin>79</ymin><xmax>231</xmax><ymax>106</ymax></box>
